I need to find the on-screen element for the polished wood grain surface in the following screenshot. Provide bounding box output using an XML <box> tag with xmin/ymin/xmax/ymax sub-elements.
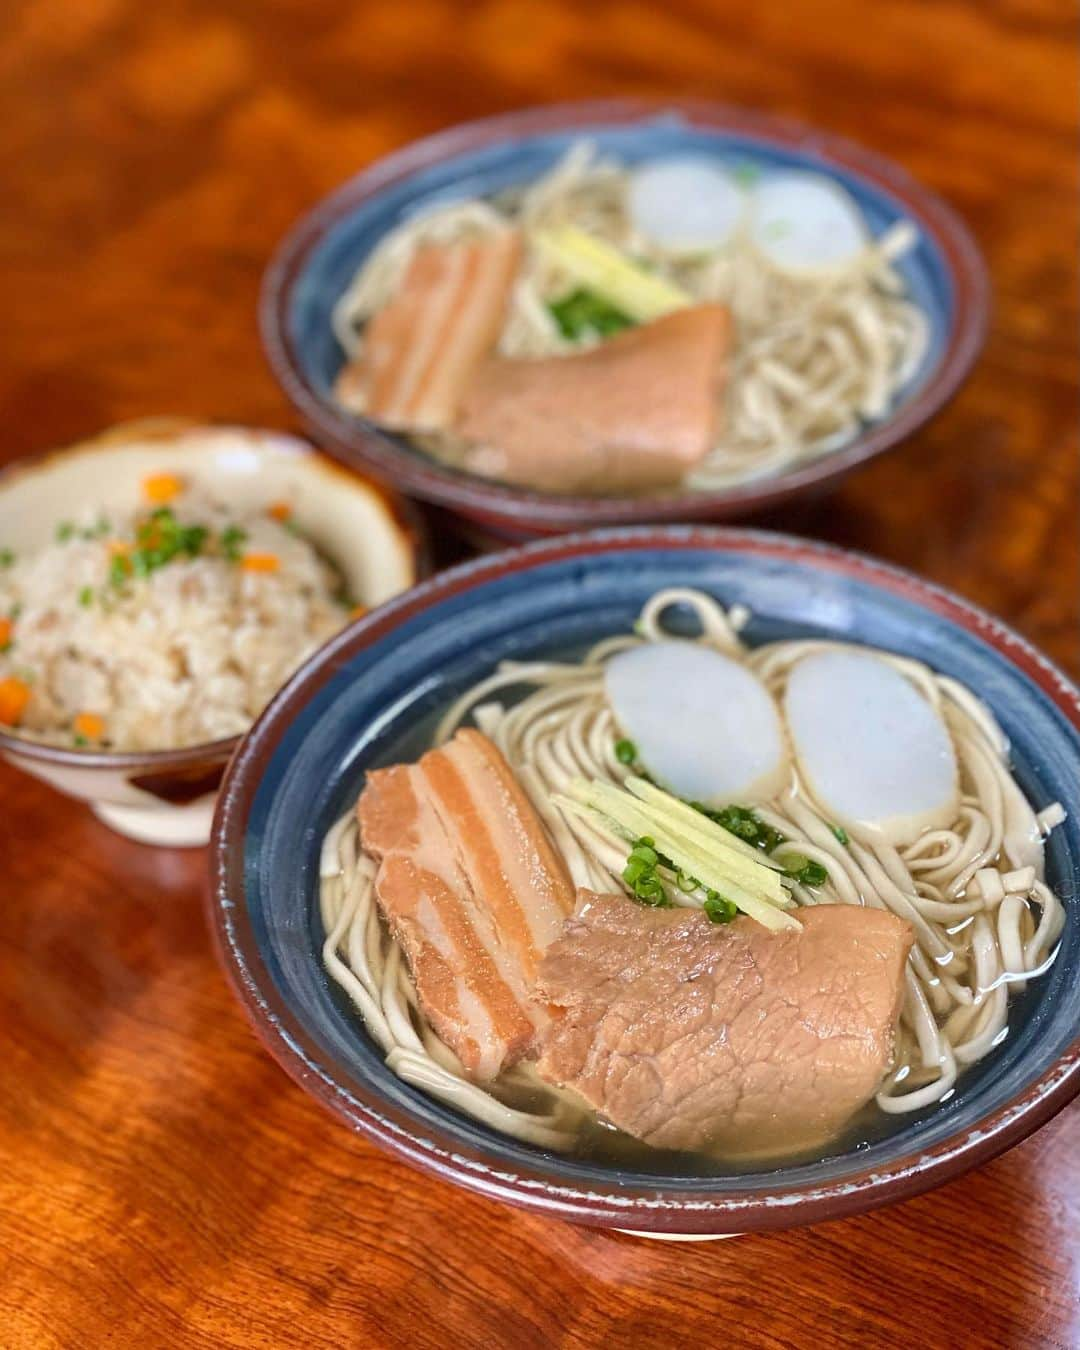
<box><xmin>1</xmin><ymin>1</ymin><xmax>1077</xmax><ymax>1346</ymax></box>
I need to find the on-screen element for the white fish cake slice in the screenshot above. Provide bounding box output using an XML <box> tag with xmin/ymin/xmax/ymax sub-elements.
<box><xmin>783</xmin><ymin>649</ymin><xmax>959</xmax><ymax>846</ymax></box>
<box><xmin>750</xmin><ymin>172</ymin><xmax>868</xmax><ymax>271</ymax></box>
<box><xmin>628</xmin><ymin>157</ymin><xmax>748</xmax><ymax>253</ymax></box>
<box><xmin>605</xmin><ymin>641</ymin><xmax>789</xmax><ymax>805</ymax></box>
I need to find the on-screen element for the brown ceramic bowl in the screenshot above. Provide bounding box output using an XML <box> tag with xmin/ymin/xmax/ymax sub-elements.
<box><xmin>261</xmin><ymin>98</ymin><xmax>989</xmax><ymax>541</ymax></box>
<box><xmin>0</xmin><ymin>420</ymin><xmax>422</xmax><ymax>845</ymax></box>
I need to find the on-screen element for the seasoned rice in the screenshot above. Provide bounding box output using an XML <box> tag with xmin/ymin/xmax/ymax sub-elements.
<box><xmin>0</xmin><ymin>490</ymin><xmax>348</xmax><ymax>751</ymax></box>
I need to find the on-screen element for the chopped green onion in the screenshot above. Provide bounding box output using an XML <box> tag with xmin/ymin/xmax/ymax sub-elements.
<box><xmin>0</xmin><ymin>548</ymin><xmax>14</xmax><ymax>567</ymax></box>
<box><xmin>77</xmin><ymin>586</ymin><xmax>94</xmax><ymax>607</ymax></box>
<box><xmin>549</xmin><ymin>288</ymin><xmax>634</xmax><ymax>341</ymax></box>
<box><xmin>633</xmin><ymin>876</ymin><xmax>668</xmax><ymax>906</ymax></box>
<box><xmin>182</xmin><ymin>524</ymin><xmax>207</xmax><ymax>556</ymax></box>
<box><xmin>103</xmin><ymin>508</ymin><xmax>215</xmax><ymax>588</ymax></box>
<box><xmin>620</xmin><ymin>835</ymin><xmax>673</xmax><ymax>908</ymax></box>
<box><xmin>676</xmin><ymin>871</ymin><xmax>698</xmax><ymax>893</ymax></box>
<box><xmin>73</xmin><ymin>733</ymin><xmax>88</xmax><ymax>747</ymax></box>
<box><xmin>830</xmin><ymin>823</ymin><xmax>850</xmax><ymax>846</ymax></box>
<box><xmin>703</xmin><ymin>894</ymin><xmax>738</xmax><ymax>924</ymax></box>
<box><xmin>696</xmin><ymin>802</ymin><xmax>787</xmax><ymax>855</ymax></box>
<box><xmin>614</xmin><ymin>737</ymin><xmax>638</xmax><ymax>766</ymax></box>
<box><xmin>55</xmin><ymin>521</ymin><xmax>75</xmax><ymax>542</ymax></box>
<box><xmin>221</xmin><ymin>524</ymin><xmax>247</xmax><ymax>562</ymax></box>
<box><xmin>779</xmin><ymin>852</ymin><xmax>829</xmax><ymax>887</ymax></box>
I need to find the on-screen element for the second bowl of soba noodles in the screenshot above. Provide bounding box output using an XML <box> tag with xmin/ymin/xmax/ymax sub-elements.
<box><xmin>210</xmin><ymin>530</ymin><xmax>1080</xmax><ymax>1233</ymax></box>
<box><xmin>262</xmin><ymin>99</ymin><xmax>988</xmax><ymax>537</ymax></box>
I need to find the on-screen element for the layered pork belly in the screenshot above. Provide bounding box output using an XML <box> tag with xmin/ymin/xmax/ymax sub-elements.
<box><xmin>536</xmin><ymin>893</ymin><xmax>912</xmax><ymax>1156</ymax></box>
<box><xmin>357</xmin><ymin>728</ymin><xmax>574</xmax><ymax>1080</ymax></box>
<box><xmin>455</xmin><ymin>304</ymin><xmax>732</xmax><ymax>493</ymax></box>
<box><xmin>335</xmin><ymin>229</ymin><xmax>522</xmax><ymax>432</ymax></box>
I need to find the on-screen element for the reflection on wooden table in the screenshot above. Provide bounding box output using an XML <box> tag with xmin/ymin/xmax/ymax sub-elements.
<box><xmin>0</xmin><ymin>1</ymin><xmax>1076</xmax><ymax>1346</ymax></box>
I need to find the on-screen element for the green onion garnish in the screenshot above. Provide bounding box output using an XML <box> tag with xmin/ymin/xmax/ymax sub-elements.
<box><xmin>696</xmin><ymin>802</ymin><xmax>787</xmax><ymax>856</ymax></box>
<box><xmin>77</xmin><ymin>586</ymin><xmax>94</xmax><ymax>607</ymax></box>
<box><xmin>634</xmin><ymin>876</ymin><xmax>667</xmax><ymax>906</ymax></box>
<box><xmin>779</xmin><ymin>853</ymin><xmax>829</xmax><ymax>887</ymax></box>
<box><xmin>0</xmin><ymin>547</ymin><xmax>14</xmax><ymax>567</ymax></box>
<box><xmin>800</xmin><ymin>860</ymin><xmax>828</xmax><ymax>887</ymax></box>
<box><xmin>109</xmin><ymin>554</ymin><xmax>131</xmax><ymax>588</ymax></box>
<box><xmin>55</xmin><ymin>521</ymin><xmax>75</xmax><ymax>542</ymax></box>
<box><xmin>614</xmin><ymin>737</ymin><xmax>637</xmax><ymax>765</ymax></box>
<box><xmin>830</xmin><ymin>823</ymin><xmax>850</xmax><ymax>846</ymax></box>
<box><xmin>703</xmin><ymin>894</ymin><xmax>738</xmax><ymax>924</ymax></box>
<box><xmin>221</xmin><ymin>524</ymin><xmax>247</xmax><ymax>562</ymax></box>
<box><xmin>621</xmin><ymin>835</ymin><xmax>673</xmax><ymax>908</ymax></box>
<box><xmin>548</xmin><ymin>288</ymin><xmax>634</xmax><ymax>341</ymax></box>
<box><xmin>106</xmin><ymin>508</ymin><xmax>215</xmax><ymax>590</ymax></box>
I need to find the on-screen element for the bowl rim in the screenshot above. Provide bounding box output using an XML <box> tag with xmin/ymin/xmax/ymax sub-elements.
<box><xmin>260</xmin><ymin>95</ymin><xmax>991</xmax><ymax>532</ymax></box>
<box><xmin>207</xmin><ymin>524</ymin><xmax>1080</xmax><ymax>1233</ymax></box>
<box><xmin>0</xmin><ymin>417</ymin><xmax>426</xmax><ymax>771</ymax></box>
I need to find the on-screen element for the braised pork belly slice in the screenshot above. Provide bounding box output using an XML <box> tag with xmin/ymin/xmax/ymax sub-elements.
<box><xmin>335</xmin><ymin>229</ymin><xmax>522</xmax><ymax>432</ymax></box>
<box><xmin>455</xmin><ymin>304</ymin><xmax>732</xmax><ymax>493</ymax></box>
<box><xmin>535</xmin><ymin>892</ymin><xmax>912</xmax><ymax>1156</ymax></box>
<box><xmin>357</xmin><ymin>728</ymin><xmax>575</xmax><ymax>1080</ymax></box>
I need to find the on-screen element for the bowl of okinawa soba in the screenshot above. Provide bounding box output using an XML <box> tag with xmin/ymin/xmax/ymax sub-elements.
<box><xmin>0</xmin><ymin>420</ymin><xmax>421</xmax><ymax>846</ymax></box>
<box><xmin>208</xmin><ymin>527</ymin><xmax>1080</xmax><ymax>1236</ymax></box>
<box><xmin>261</xmin><ymin>98</ymin><xmax>989</xmax><ymax>541</ymax></box>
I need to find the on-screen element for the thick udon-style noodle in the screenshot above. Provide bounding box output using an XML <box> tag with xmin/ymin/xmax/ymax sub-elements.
<box><xmin>332</xmin><ymin>142</ymin><xmax>930</xmax><ymax>490</ymax></box>
<box><xmin>320</xmin><ymin>589</ymin><xmax>1065</xmax><ymax>1152</ymax></box>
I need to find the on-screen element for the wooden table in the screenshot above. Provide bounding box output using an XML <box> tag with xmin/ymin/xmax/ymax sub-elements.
<box><xmin>2</xmin><ymin>2</ymin><xmax>1077</xmax><ymax>1345</ymax></box>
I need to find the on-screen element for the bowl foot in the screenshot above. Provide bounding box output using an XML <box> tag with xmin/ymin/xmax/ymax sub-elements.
<box><xmin>92</xmin><ymin>793</ymin><xmax>217</xmax><ymax>847</ymax></box>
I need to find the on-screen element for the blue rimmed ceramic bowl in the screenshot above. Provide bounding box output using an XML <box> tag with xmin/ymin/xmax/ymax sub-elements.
<box><xmin>208</xmin><ymin>528</ymin><xmax>1080</xmax><ymax>1235</ymax></box>
<box><xmin>261</xmin><ymin>98</ymin><xmax>989</xmax><ymax>541</ymax></box>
